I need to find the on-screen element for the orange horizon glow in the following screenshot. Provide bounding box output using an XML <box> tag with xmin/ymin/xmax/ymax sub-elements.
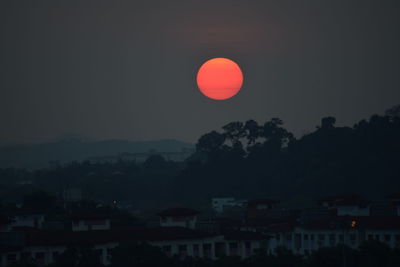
<box><xmin>196</xmin><ymin>58</ymin><xmax>243</xmax><ymax>100</ymax></box>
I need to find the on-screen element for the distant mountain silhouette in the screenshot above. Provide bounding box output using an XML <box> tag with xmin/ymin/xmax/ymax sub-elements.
<box><xmin>0</xmin><ymin>139</ymin><xmax>194</xmax><ymax>169</ymax></box>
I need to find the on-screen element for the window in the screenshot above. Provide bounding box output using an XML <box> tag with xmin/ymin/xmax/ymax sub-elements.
<box><xmin>304</xmin><ymin>234</ymin><xmax>309</xmax><ymax>240</ymax></box>
<box><xmin>245</xmin><ymin>242</ymin><xmax>251</xmax><ymax>256</ymax></box>
<box><xmin>35</xmin><ymin>252</ymin><xmax>45</xmax><ymax>264</ymax></box>
<box><xmin>178</xmin><ymin>244</ymin><xmax>188</xmax><ymax>259</ymax></box>
<box><xmin>375</xmin><ymin>235</ymin><xmax>380</xmax><ymax>241</ymax></box>
<box><xmin>329</xmin><ymin>234</ymin><xmax>336</xmax><ymax>245</ymax></box>
<box><xmin>21</xmin><ymin>252</ymin><xmax>31</xmax><ymax>260</ymax></box>
<box><xmin>395</xmin><ymin>235</ymin><xmax>400</xmax><ymax>242</ymax></box>
<box><xmin>203</xmin><ymin>243</ymin><xmax>212</xmax><ymax>259</ymax></box>
<box><xmin>339</xmin><ymin>234</ymin><xmax>344</xmax><ymax>242</ymax></box>
<box><xmin>349</xmin><ymin>234</ymin><xmax>356</xmax><ymax>245</ymax></box>
<box><xmin>162</xmin><ymin>245</ymin><xmax>172</xmax><ymax>257</ymax></box>
<box><xmin>229</xmin><ymin>242</ymin><xmax>238</xmax><ymax>256</ymax></box>
<box><xmin>368</xmin><ymin>234</ymin><xmax>373</xmax><ymax>241</ymax></box>
<box><xmin>193</xmin><ymin>244</ymin><xmax>200</xmax><ymax>257</ymax></box>
<box><xmin>7</xmin><ymin>253</ymin><xmax>17</xmax><ymax>262</ymax></box>
<box><xmin>318</xmin><ymin>234</ymin><xmax>325</xmax><ymax>241</ymax></box>
<box><xmin>52</xmin><ymin>251</ymin><xmax>59</xmax><ymax>260</ymax></box>
<box><xmin>286</xmin><ymin>234</ymin><xmax>292</xmax><ymax>241</ymax></box>
<box><xmin>310</xmin><ymin>234</ymin><xmax>314</xmax><ymax>241</ymax></box>
<box><xmin>35</xmin><ymin>252</ymin><xmax>45</xmax><ymax>260</ymax></box>
<box><xmin>94</xmin><ymin>249</ymin><xmax>102</xmax><ymax>262</ymax></box>
<box><xmin>107</xmin><ymin>248</ymin><xmax>114</xmax><ymax>257</ymax></box>
<box><xmin>214</xmin><ymin>242</ymin><xmax>226</xmax><ymax>258</ymax></box>
<box><xmin>384</xmin><ymin>235</ymin><xmax>391</xmax><ymax>242</ymax></box>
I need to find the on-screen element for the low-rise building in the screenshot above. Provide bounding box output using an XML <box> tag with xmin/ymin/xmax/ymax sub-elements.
<box><xmin>0</xmin><ymin>227</ymin><xmax>268</xmax><ymax>266</ymax></box>
<box><xmin>388</xmin><ymin>193</ymin><xmax>400</xmax><ymax>216</ymax></box>
<box><xmin>158</xmin><ymin>208</ymin><xmax>199</xmax><ymax>229</ymax></box>
<box><xmin>319</xmin><ymin>194</ymin><xmax>370</xmax><ymax>216</ymax></box>
<box><xmin>212</xmin><ymin>198</ymin><xmax>247</xmax><ymax>213</ymax></box>
<box><xmin>71</xmin><ymin>214</ymin><xmax>111</xmax><ymax>231</ymax></box>
<box><xmin>12</xmin><ymin>210</ymin><xmax>45</xmax><ymax>230</ymax></box>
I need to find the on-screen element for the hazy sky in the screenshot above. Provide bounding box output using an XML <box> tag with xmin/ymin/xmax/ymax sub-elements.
<box><xmin>1</xmin><ymin>0</ymin><xmax>399</xmax><ymax>144</ymax></box>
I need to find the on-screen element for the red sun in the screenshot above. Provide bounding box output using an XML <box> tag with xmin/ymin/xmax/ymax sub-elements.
<box><xmin>196</xmin><ymin>58</ymin><xmax>243</xmax><ymax>100</ymax></box>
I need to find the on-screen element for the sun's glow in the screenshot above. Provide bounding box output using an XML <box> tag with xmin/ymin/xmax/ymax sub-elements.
<box><xmin>196</xmin><ymin>58</ymin><xmax>243</xmax><ymax>100</ymax></box>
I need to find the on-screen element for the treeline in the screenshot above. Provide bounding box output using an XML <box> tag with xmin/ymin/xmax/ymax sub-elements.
<box><xmin>174</xmin><ymin>105</ymin><xmax>400</xmax><ymax>201</ymax></box>
<box><xmin>0</xmin><ymin>155</ymin><xmax>182</xmax><ymax>206</ymax></box>
<box><xmin>1</xmin><ymin>105</ymin><xmax>400</xmax><ymax>206</ymax></box>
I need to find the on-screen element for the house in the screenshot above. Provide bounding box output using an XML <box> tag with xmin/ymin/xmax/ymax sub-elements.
<box><xmin>319</xmin><ymin>194</ymin><xmax>370</xmax><ymax>216</ymax></box>
<box><xmin>387</xmin><ymin>193</ymin><xmax>400</xmax><ymax>216</ymax></box>
<box><xmin>251</xmin><ymin>216</ymin><xmax>400</xmax><ymax>256</ymax></box>
<box><xmin>291</xmin><ymin>217</ymin><xmax>361</xmax><ymax>255</ymax></box>
<box><xmin>12</xmin><ymin>210</ymin><xmax>45</xmax><ymax>229</ymax></box>
<box><xmin>71</xmin><ymin>214</ymin><xmax>111</xmax><ymax>231</ymax></box>
<box><xmin>212</xmin><ymin>197</ymin><xmax>247</xmax><ymax>213</ymax></box>
<box><xmin>245</xmin><ymin>221</ymin><xmax>295</xmax><ymax>254</ymax></box>
<box><xmin>300</xmin><ymin>206</ymin><xmax>336</xmax><ymax>223</ymax></box>
<box><xmin>158</xmin><ymin>208</ymin><xmax>199</xmax><ymax>229</ymax></box>
<box><xmin>0</xmin><ymin>229</ymin><xmax>119</xmax><ymax>266</ymax></box>
<box><xmin>0</xmin><ymin>226</ymin><xmax>269</xmax><ymax>266</ymax></box>
<box><xmin>361</xmin><ymin>216</ymin><xmax>400</xmax><ymax>247</ymax></box>
<box><xmin>369</xmin><ymin>201</ymin><xmax>398</xmax><ymax>216</ymax></box>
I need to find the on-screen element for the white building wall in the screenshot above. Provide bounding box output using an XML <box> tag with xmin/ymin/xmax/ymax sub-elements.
<box><xmin>266</xmin><ymin>232</ymin><xmax>293</xmax><ymax>254</ymax></box>
<box><xmin>151</xmin><ymin>236</ymin><xmax>225</xmax><ymax>259</ymax></box>
<box><xmin>365</xmin><ymin>229</ymin><xmax>400</xmax><ymax>248</ymax></box>
<box><xmin>160</xmin><ymin>216</ymin><xmax>197</xmax><ymax>229</ymax></box>
<box><xmin>337</xmin><ymin>205</ymin><xmax>370</xmax><ymax>216</ymax></box>
<box><xmin>13</xmin><ymin>215</ymin><xmax>45</xmax><ymax>229</ymax></box>
<box><xmin>93</xmin><ymin>242</ymin><xmax>119</xmax><ymax>265</ymax></box>
<box><xmin>212</xmin><ymin>198</ymin><xmax>235</xmax><ymax>213</ymax></box>
<box><xmin>0</xmin><ymin>242</ymin><xmax>119</xmax><ymax>267</ymax></box>
<box><xmin>267</xmin><ymin>227</ymin><xmax>363</xmax><ymax>255</ymax></box>
<box><xmin>151</xmin><ymin>236</ymin><xmax>262</xmax><ymax>260</ymax></box>
<box><xmin>212</xmin><ymin>198</ymin><xmax>247</xmax><ymax>213</ymax></box>
<box><xmin>72</xmin><ymin>219</ymin><xmax>111</xmax><ymax>231</ymax></box>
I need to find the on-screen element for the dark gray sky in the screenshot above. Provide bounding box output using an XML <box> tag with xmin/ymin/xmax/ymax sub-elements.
<box><xmin>1</xmin><ymin>0</ymin><xmax>399</xmax><ymax>144</ymax></box>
